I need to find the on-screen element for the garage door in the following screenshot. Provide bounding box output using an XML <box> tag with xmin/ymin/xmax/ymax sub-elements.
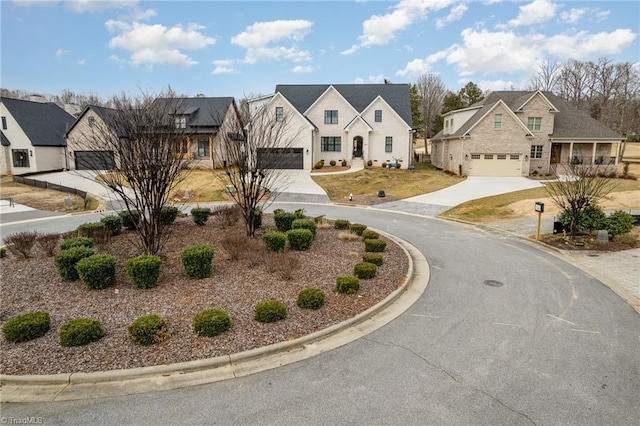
<box><xmin>257</xmin><ymin>148</ymin><xmax>303</xmax><ymax>169</ymax></box>
<box><xmin>468</xmin><ymin>153</ymin><xmax>522</xmax><ymax>176</ymax></box>
<box><xmin>75</xmin><ymin>151</ymin><xmax>115</xmax><ymax>170</ymax></box>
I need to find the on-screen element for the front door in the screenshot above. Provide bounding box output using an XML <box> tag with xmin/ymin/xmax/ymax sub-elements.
<box><xmin>353</xmin><ymin>136</ymin><xmax>363</xmax><ymax>158</ymax></box>
<box><xmin>551</xmin><ymin>143</ymin><xmax>562</xmax><ymax>163</ymax></box>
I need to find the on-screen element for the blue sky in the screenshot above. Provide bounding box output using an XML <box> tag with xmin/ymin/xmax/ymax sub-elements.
<box><xmin>1</xmin><ymin>0</ymin><xmax>638</xmax><ymax>100</ymax></box>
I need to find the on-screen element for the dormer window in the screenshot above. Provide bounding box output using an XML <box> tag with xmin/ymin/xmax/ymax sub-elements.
<box><xmin>175</xmin><ymin>116</ymin><xmax>187</xmax><ymax>129</ymax></box>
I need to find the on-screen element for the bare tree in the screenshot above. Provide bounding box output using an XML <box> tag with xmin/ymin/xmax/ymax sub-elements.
<box><xmin>529</xmin><ymin>59</ymin><xmax>561</xmax><ymax>92</ymax></box>
<box><xmin>416</xmin><ymin>74</ymin><xmax>446</xmax><ymax>138</ymax></box>
<box><xmin>216</xmin><ymin>105</ymin><xmax>304</xmax><ymax>237</ymax></box>
<box><xmin>544</xmin><ymin>162</ymin><xmax>617</xmax><ymax>239</ymax></box>
<box><xmin>72</xmin><ymin>89</ymin><xmax>192</xmax><ymax>255</ymax></box>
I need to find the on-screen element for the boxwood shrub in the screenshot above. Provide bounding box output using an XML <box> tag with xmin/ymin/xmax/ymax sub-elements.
<box><xmin>2</xmin><ymin>311</ymin><xmax>50</xmax><ymax>343</ymax></box>
<box><xmin>191</xmin><ymin>207</ymin><xmax>212</xmax><ymax>226</ymax></box>
<box><xmin>607</xmin><ymin>210</ymin><xmax>635</xmax><ymax>236</ymax></box>
<box><xmin>60</xmin><ymin>236</ymin><xmax>93</xmax><ymax>250</ymax></box>
<box><xmin>292</xmin><ymin>218</ymin><xmax>317</xmax><ymax>236</ymax></box>
<box><xmin>297</xmin><ymin>287</ymin><xmax>325</xmax><ymax>309</ymax></box>
<box><xmin>76</xmin><ymin>254</ymin><xmax>117</xmax><ymax>290</ymax></box>
<box><xmin>181</xmin><ymin>244</ymin><xmax>214</xmax><ymax>279</ymax></box>
<box><xmin>354</xmin><ymin>261</ymin><xmax>377</xmax><ymax>279</ymax></box>
<box><xmin>76</xmin><ymin>222</ymin><xmax>106</xmax><ymax>238</ymax></box>
<box><xmin>100</xmin><ymin>215</ymin><xmax>123</xmax><ymax>235</ymax></box>
<box><xmin>160</xmin><ymin>206</ymin><xmax>179</xmax><ymax>225</ymax></box>
<box><xmin>362</xmin><ymin>253</ymin><xmax>384</xmax><ymax>266</ymax></box>
<box><xmin>263</xmin><ymin>231</ymin><xmax>287</xmax><ymax>252</ymax></box>
<box><xmin>364</xmin><ymin>238</ymin><xmax>387</xmax><ymax>253</ymax></box>
<box><xmin>349</xmin><ymin>223</ymin><xmax>367</xmax><ymax>236</ymax></box>
<box><xmin>334</xmin><ymin>219</ymin><xmax>350</xmax><ymax>230</ymax></box>
<box><xmin>336</xmin><ymin>276</ymin><xmax>360</xmax><ymax>294</ymax></box>
<box><xmin>118</xmin><ymin>210</ymin><xmax>140</xmax><ymax>230</ymax></box>
<box><xmin>126</xmin><ymin>254</ymin><xmax>162</xmax><ymax>289</ymax></box>
<box><xmin>193</xmin><ymin>309</ymin><xmax>232</xmax><ymax>337</ymax></box>
<box><xmin>59</xmin><ymin>318</ymin><xmax>106</xmax><ymax>347</ymax></box>
<box><xmin>361</xmin><ymin>230</ymin><xmax>380</xmax><ymax>241</ymax></box>
<box><xmin>287</xmin><ymin>229</ymin><xmax>314</xmax><ymax>250</ymax></box>
<box><xmin>128</xmin><ymin>314</ymin><xmax>168</xmax><ymax>346</ymax></box>
<box><xmin>255</xmin><ymin>300</ymin><xmax>287</xmax><ymax>323</ymax></box>
<box><xmin>54</xmin><ymin>246</ymin><xmax>95</xmax><ymax>281</ymax></box>
<box><xmin>274</xmin><ymin>211</ymin><xmax>296</xmax><ymax>232</ymax></box>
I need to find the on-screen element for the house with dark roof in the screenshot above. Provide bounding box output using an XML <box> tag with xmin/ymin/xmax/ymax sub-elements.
<box><xmin>0</xmin><ymin>97</ymin><xmax>76</xmax><ymax>175</ymax></box>
<box><xmin>248</xmin><ymin>84</ymin><xmax>414</xmax><ymax>169</ymax></box>
<box><xmin>431</xmin><ymin>91</ymin><xmax>623</xmax><ymax>177</ymax></box>
<box><xmin>65</xmin><ymin>105</ymin><xmax>121</xmax><ymax>170</ymax></box>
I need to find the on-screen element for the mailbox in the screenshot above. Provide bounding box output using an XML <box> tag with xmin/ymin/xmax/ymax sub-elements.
<box><xmin>535</xmin><ymin>201</ymin><xmax>544</xmax><ymax>213</ymax></box>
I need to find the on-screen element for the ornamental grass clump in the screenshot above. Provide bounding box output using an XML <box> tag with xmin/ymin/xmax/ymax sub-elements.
<box><xmin>297</xmin><ymin>287</ymin><xmax>325</xmax><ymax>309</ymax></box>
<box><xmin>255</xmin><ymin>300</ymin><xmax>287</xmax><ymax>323</ymax></box>
<box><xmin>36</xmin><ymin>233</ymin><xmax>60</xmax><ymax>257</ymax></box>
<box><xmin>128</xmin><ymin>314</ymin><xmax>168</xmax><ymax>346</ymax></box>
<box><xmin>126</xmin><ymin>254</ymin><xmax>162</xmax><ymax>289</ymax></box>
<box><xmin>76</xmin><ymin>254</ymin><xmax>117</xmax><ymax>290</ymax></box>
<box><xmin>54</xmin><ymin>246</ymin><xmax>95</xmax><ymax>281</ymax></box>
<box><xmin>364</xmin><ymin>238</ymin><xmax>387</xmax><ymax>253</ymax></box>
<box><xmin>354</xmin><ymin>261</ymin><xmax>377</xmax><ymax>279</ymax></box>
<box><xmin>286</xmin><ymin>229</ymin><xmax>314</xmax><ymax>250</ymax></box>
<box><xmin>193</xmin><ymin>309</ymin><xmax>232</xmax><ymax>337</ymax></box>
<box><xmin>336</xmin><ymin>276</ymin><xmax>360</xmax><ymax>294</ymax></box>
<box><xmin>59</xmin><ymin>318</ymin><xmax>106</xmax><ymax>347</ymax></box>
<box><xmin>4</xmin><ymin>231</ymin><xmax>39</xmax><ymax>259</ymax></box>
<box><xmin>349</xmin><ymin>223</ymin><xmax>367</xmax><ymax>236</ymax></box>
<box><xmin>362</xmin><ymin>253</ymin><xmax>384</xmax><ymax>266</ymax></box>
<box><xmin>292</xmin><ymin>218</ymin><xmax>317</xmax><ymax>236</ymax></box>
<box><xmin>181</xmin><ymin>244</ymin><xmax>214</xmax><ymax>279</ymax></box>
<box><xmin>2</xmin><ymin>311</ymin><xmax>50</xmax><ymax>343</ymax></box>
<box><xmin>263</xmin><ymin>231</ymin><xmax>287</xmax><ymax>252</ymax></box>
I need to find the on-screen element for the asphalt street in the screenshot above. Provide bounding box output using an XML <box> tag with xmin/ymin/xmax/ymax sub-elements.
<box><xmin>1</xmin><ymin>203</ymin><xmax>638</xmax><ymax>425</ymax></box>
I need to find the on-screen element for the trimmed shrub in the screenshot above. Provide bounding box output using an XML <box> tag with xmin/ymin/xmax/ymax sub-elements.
<box><xmin>294</xmin><ymin>209</ymin><xmax>306</xmax><ymax>219</ymax></box>
<box><xmin>349</xmin><ymin>223</ymin><xmax>367</xmax><ymax>236</ymax></box>
<box><xmin>54</xmin><ymin>246</ymin><xmax>95</xmax><ymax>281</ymax></box>
<box><xmin>0</xmin><ymin>248</ymin><xmax>6</xmax><ymax>258</ymax></box>
<box><xmin>287</xmin><ymin>229</ymin><xmax>314</xmax><ymax>250</ymax></box>
<box><xmin>59</xmin><ymin>318</ymin><xmax>106</xmax><ymax>347</ymax></box>
<box><xmin>263</xmin><ymin>231</ymin><xmax>287</xmax><ymax>252</ymax></box>
<box><xmin>253</xmin><ymin>206</ymin><xmax>263</xmax><ymax>229</ymax></box>
<box><xmin>100</xmin><ymin>215</ymin><xmax>123</xmax><ymax>235</ymax></box>
<box><xmin>193</xmin><ymin>309</ymin><xmax>232</xmax><ymax>337</ymax></box>
<box><xmin>36</xmin><ymin>233</ymin><xmax>60</xmax><ymax>257</ymax></box>
<box><xmin>342</xmin><ymin>159</ymin><xmax>347</xmax><ymax>167</ymax></box>
<box><xmin>361</xmin><ymin>230</ymin><xmax>380</xmax><ymax>241</ymax></box>
<box><xmin>558</xmin><ymin>205</ymin><xmax>608</xmax><ymax>233</ymax></box>
<box><xmin>292</xmin><ymin>218</ymin><xmax>317</xmax><ymax>236</ymax></box>
<box><xmin>160</xmin><ymin>206</ymin><xmax>179</xmax><ymax>225</ymax></box>
<box><xmin>334</xmin><ymin>219</ymin><xmax>350</xmax><ymax>230</ymax></box>
<box><xmin>60</xmin><ymin>236</ymin><xmax>93</xmax><ymax>250</ymax></box>
<box><xmin>363</xmin><ymin>253</ymin><xmax>384</xmax><ymax>266</ymax></box>
<box><xmin>381</xmin><ymin>162</ymin><xmax>387</xmax><ymax>168</ymax></box>
<box><xmin>2</xmin><ymin>311</ymin><xmax>50</xmax><ymax>343</ymax></box>
<box><xmin>4</xmin><ymin>231</ymin><xmax>39</xmax><ymax>259</ymax></box>
<box><xmin>367</xmin><ymin>159</ymin><xmax>373</xmax><ymax>167</ymax></box>
<box><xmin>336</xmin><ymin>276</ymin><xmax>360</xmax><ymax>294</ymax></box>
<box><xmin>128</xmin><ymin>314</ymin><xmax>168</xmax><ymax>346</ymax></box>
<box><xmin>612</xmin><ymin>232</ymin><xmax>639</xmax><ymax>246</ymax></box>
<box><xmin>607</xmin><ymin>210</ymin><xmax>636</xmax><ymax>236</ymax></box>
<box><xmin>181</xmin><ymin>244</ymin><xmax>214</xmax><ymax>279</ymax></box>
<box><xmin>354</xmin><ymin>261</ymin><xmax>377</xmax><ymax>279</ymax></box>
<box><xmin>191</xmin><ymin>207</ymin><xmax>212</xmax><ymax>226</ymax></box>
<box><xmin>255</xmin><ymin>300</ymin><xmax>287</xmax><ymax>323</ymax></box>
<box><xmin>77</xmin><ymin>221</ymin><xmax>106</xmax><ymax>238</ymax></box>
<box><xmin>314</xmin><ymin>160</ymin><xmax>325</xmax><ymax>169</ymax></box>
<box><xmin>118</xmin><ymin>210</ymin><xmax>140</xmax><ymax>230</ymax></box>
<box><xmin>126</xmin><ymin>254</ymin><xmax>162</xmax><ymax>289</ymax></box>
<box><xmin>274</xmin><ymin>211</ymin><xmax>296</xmax><ymax>232</ymax></box>
<box><xmin>297</xmin><ymin>287</ymin><xmax>325</xmax><ymax>309</ymax></box>
<box><xmin>330</xmin><ymin>160</ymin><xmax>337</xmax><ymax>166</ymax></box>
<box><xmin>76</xmin><ymin>254</ymin><xmax>117</xmax><ymax>290</ymax></box>
<box><xmin>364</xmin><ymin>238</ymin><xmax>387</xmax><ymax>253</ymax></box>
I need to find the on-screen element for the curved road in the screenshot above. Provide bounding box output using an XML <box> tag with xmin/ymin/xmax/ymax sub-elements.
<box><xmin>2</xmin><ymin>204</ymin><xmax>639</xmax><ymax>425</ymax></box>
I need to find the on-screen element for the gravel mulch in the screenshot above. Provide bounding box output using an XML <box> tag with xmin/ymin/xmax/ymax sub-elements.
<box><xmin>0</xmin><ymin>215</ymin><xmax>408</xmax><ymax>375</ymax></box>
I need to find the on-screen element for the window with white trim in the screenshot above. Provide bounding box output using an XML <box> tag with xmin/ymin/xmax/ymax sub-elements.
<box><xmin>175</xmin><ymin>116</ymin><xmax>187</xmax><ymax>129</ymax></box>
<box><xmin>530</xmin><ymin>145</ymin><xmax>543</xmax><ymax>159</ymax></box>
<box><xmin>324</xmin><ymin>110</ymin><xmax>338</xmax><ymax>124</ymax></box>
<box><xmin>494</xmin><ymin>114</ymin><xmax>502</xmax><ymax>130</ymax></box>
<box><xmin>527</xmin><ymin>117</ymin><xmax>542</xmax><ymax>132</ymax></box>
<box><xmin>321</xmin><ymin>136</ymin><xmax>341</xmax><ymax>151</ymax></box>
<box><xmin>275</xmin><ymin>107</ymin><xmax>283</xmax><ymax>122</ymax></box>
<box><xmin>375</xmin><ymin>110</ymin><xmax>382</xmax><ymax>122</ymax></box>
<box><xmin>385</xmin><ymin>137</ymin><xmax>393</xmax><ymax>153</ymax></box>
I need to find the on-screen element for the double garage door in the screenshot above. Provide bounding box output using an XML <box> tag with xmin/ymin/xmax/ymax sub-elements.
<box><xmin>257</xmin><ymin>148</ymin><xmax>303</xmax><ymax>169</ymax></box>
<box><xmin>468</xmin><ymin>153</ymin><xmax>522</xmax><ymax>177</ymax></box>
<box><xmin>74</xmin><ymin>151</ymin><xmax>115</xmax><ymax>170</ymax></box>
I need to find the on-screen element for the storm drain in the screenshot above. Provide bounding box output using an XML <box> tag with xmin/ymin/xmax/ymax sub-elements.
<box><xmin>483</xmin><ymin>280</ymin><xmax>504</xmax><ymax>287</ymax></box>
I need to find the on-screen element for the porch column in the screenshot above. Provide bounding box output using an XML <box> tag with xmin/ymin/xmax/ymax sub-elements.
<box><xmin>569</xmin><ymin>142</ymin><xmax>574</xmax><ymax>162</ymax></box>
<box><xmin>615</xmin><ymin>141</ymin><xmax>621</xmax><ymax>165</ymax></box>
<box><xmin>592</xmin><ymin>143</ymin><xmax>597</xmax><ymax>164</ymax></box>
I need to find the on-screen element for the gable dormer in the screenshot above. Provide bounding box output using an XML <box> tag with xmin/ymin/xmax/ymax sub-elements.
<box><xmin>513</xmin><ymin>91</ymin><xmax>557</xmax><ymax>135</ymax></box>
<box><xmin>304</xmin><ymin>85</ymin><xmax>358</xmax><ymax>129</ymax></box>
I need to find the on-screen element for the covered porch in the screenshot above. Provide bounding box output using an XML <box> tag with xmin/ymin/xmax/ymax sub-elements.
<box><xmin>549</xmin><ymin>139</ymin><xmax>622</xmax><ymax>174</ymax></box>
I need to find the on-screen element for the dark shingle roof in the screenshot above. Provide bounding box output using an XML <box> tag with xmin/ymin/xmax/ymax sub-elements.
<box><xmin>275</xmin><ymin>84</ymin><xmax>413</xmax><ymax>127</ymax></box>
<box><xmin>153</xmin><ymin>97</ymin><xmax>235</xmax><ymax>132</ymax></box>
<box><xmin>1</xmin><ymin>131</ymin><xmax>10</xmax><ymax>146</ymax></box>
<box><xmin>1</xmin><ymin>97</ymin><xmax>76</xmax><ymax>147</ymax></box>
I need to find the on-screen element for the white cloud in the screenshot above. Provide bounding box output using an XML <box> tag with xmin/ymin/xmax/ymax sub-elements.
<box><xmin>508</xmin><ymin>0</ymin><xmax>557</xmax><ymax>27</ymax></box>
<box><xmin>435</xmin><ymin>4</ymin><xmax>468</xmax><ymax>29</ymax></box>
<box><xmin>12</xmin><ymin>0</ymin><xmax>58</xmax><ymax>7</ymax></box>
<box><xmin>231</xmin><ymin>20</ymin><xmax>313</xmax><ymax>64</ymax></box>
<box><xmin>353</xmin><ymin>74</ymin><xmax>387</xmax><ymax>84</ymax></box>
<box><xmin>545</xmin><ymin>28</ymin><xmax>637</xmax><ymax>57</ymax></box>
<box><xmin>476</xmin><ymin>79</ymin><xmax>517</xmax><ymax>92</ymax></box>
<box><xmin>106</xmin><ymin>20</ymin><xmax>215</xmax><ymax>68</ymax></box>
<box><xmin>292</xmin><ymin>65</ymin><xmax>314</xmax><ymax>73</ymax></box>
<box><xmin>55</xmin><ymin>48</ymin><xmax>70</xmax><ymax>59</ymax></box>
<box><xmin>212</xmin><ymin>59</ymin><xmax>236</xmax><ymax>74</ymax></box>
<box><xmin>342</xmin><ymin>0</ymin><xmax>455</xmax><ymax>55</ymax></box>
<box><xmin>65</xmin><ymin>0</ymin><xmax>137</xmax><ymax>13</ymax></box>
<box><xmin>560</xmin><ymin>8</ymin><xmax>586</xmax><ymax>24</ymax></box>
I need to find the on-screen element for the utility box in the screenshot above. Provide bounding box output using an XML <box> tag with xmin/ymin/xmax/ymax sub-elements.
<box><xmin>535</xmin><ymin>201</ymin><xmax>544</xmax><ymax>213</ymax></box>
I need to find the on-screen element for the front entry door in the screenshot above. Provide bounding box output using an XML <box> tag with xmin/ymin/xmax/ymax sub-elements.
<box><xmin>353</xmin><ymin>137</ymin><xmax>363</xmax><ymax>158</ymax></box>
<box><xmin>551</xmin><ymin>143</ymin><xmax>562</xmax><ymax>163</ymax></box>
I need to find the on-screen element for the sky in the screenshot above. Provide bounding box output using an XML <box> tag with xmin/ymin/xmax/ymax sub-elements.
<box><xmin>1</xmin><ymin>0</ymin><xmax>639</xmax><ymax>101</ymax></box>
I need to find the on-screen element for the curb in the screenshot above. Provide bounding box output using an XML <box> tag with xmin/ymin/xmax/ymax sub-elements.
<box><xmin>0</xmin><ymin>232</ymin><xmax>430</xmax><ymax>403</ymax></box>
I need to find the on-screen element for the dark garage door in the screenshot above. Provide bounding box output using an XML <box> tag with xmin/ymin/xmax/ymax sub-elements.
<box><xmin>257</xmin><ymin>148</ymin><xmax>303</xmax><ymax>169</ymax></box>
<box><xmin>75</xmin><ymin>151</ymin><xmax>115</xmax><ymax>170</ymax></box>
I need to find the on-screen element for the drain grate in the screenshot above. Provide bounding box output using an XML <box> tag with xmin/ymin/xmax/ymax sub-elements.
<box><xmin>483</xmin><ymin>280</ymin><xmax>504</xmax><ymax>287</ymax></box>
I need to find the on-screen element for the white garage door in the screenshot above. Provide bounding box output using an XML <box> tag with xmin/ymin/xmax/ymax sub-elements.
<box><xmin>468</xmin><ymin>153</ymin><xmax>522</xmax><ymax>177</ymax></box>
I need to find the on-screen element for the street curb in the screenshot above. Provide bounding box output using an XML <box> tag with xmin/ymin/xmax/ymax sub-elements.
<box><xmin>0</xmin><ymin>232</ymin><xmax>430</xmax><ymax>403</ymax></box>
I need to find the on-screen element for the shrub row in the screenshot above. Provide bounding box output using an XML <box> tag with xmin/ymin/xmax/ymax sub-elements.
<box><xmin>558</xmin><ymin>206</ymin><xmax>636</xmax><ymax>237</ymax></box>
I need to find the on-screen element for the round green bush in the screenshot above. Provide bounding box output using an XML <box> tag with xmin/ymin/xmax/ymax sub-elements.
<box><xmin>76</xmin><ymin>221</ymin><xmax>106</xmax><ymax>238</ymax></box>
<box><xmin>255</xmin><ymin>300</ymin><xmax>287</xmax><ymax>323</ymax></box>
<box><xmin>54</xmin><ymin>246</ymin><xmax>95</xmax><ymax>281</ymax></box>
<box><xmin>287</xmin><ymin>229</ymin><xmax>314</xmax><ymax>250</ymax></box>
<box><xmin>342</xmin><ymin>159</ymin><xmax>347</xmax><ymax>167</ymax></box>
<box><xmin>361</xmin><ymin>230</ymin><xmax>380</xmax><ymax>240</ymax></box>
<box><xmin>336</xmin><ymin>276</ymin><xmax>360</xmax><ymax>294</ymax></box>
<box><xmin>367</xmin><ymin>159</ymin><xmax>373</xmax><ymax>167</ymax></box>
<box><xmin>76</xmin><ymin>254</ymin><xmax>117</xmax><ymax>290</ymax></box>
<box><xmin>314</xmin><ymin>160</ymin><xmax>325</xmax><ymax>169</ymax></box>
<box><xmin>292</xmin><ymin>218</ymin><xmax>317</xmax><ymax>236</ymax></box>
<box><xmin>362</xmin><ymin>253</ymin><xmax>384</xmax><ymax>266</ymax></box>
<box><xmin>263</xmin><ymin>231</ymin><xmax>287</xmax><ymax>252</ymax></box>
<box><xmin>2</xmin><ymin>311</ymin><xmax>50</xmax><ymax>343</ymax></box>
<box><xmin>100</xmin><ymin>215</ymin><xmax>123</xmax><ymax>235</ymax></box>
<box><xmin>330</xmin><ymin>160</ymin><xmax>336</xmax><ymax>166</ymax></box>
<box><xmin>118</xmin><ymin>210</ymin><xmax>140</xmax><ymax>230</ymax></box>
<box><xmin>558</xmin><ymin>205</ymin><xmax>608</xmax><ymax>233</ymax></box>
<box><xmin>364</xmin><ymin>238</ymin><xmax>387</xmax><ymax>253</ymax></box>
<box><xmin>59</xmin><ymin>318</ymin><xmax>106</xmax><ymax>347</ymax></box>
<box><xmin>349</xmin><ymin>223</ymin><xmax>367</xmax><ymax>236</ymax></box>
<box><xmin>128</xmin><ymin>314</ymin><xmax>168</xmax><ymax>346</ymax></box>
<box><xmin>607</xmin><ymin>210</ymin><xmax>635</xmax><ymax>236</ymax></box>
<box><xmin>181</xmin><ymin>244</ymin><xmax>214</xmax><ymax>279</ymax></box>
<box><xmin>297</xmin><ymin>287</ymin><xmax>325</xmax><ymax>309</ymax></box>
<box><xmin>193</xmin><ymin>309</ymin><xmax>232</xmax><ymax>337</ymax></box>
<box><xmin>274</xmin><ymin>211</ymin><xmax>296</xmax><ymax>232</ymax></box>
<box><xmin>191</xmin><ymin>207</ymin><xmax>212</xmax><ymax>226</ymax></box>
<box><xmin>60</xmin><ymin>236</ymin><xmax>93</xmax><ymax>250</ymax></box>
<box><xmin>126</xmin><ymin>254</ymin><xmax>162</xmax><ymax>289</ymax></box>
<box><xmin>354</xmin><ymin>261</ymin><xmax>377</xmax><ymax>279</ymax></box>
<box><xmin>334</xmin><ymin>219</ymin><xmax>350</xmax><ymax>230</ymax></box>
<box><xmin>160</xmin><ymin>206</ymin><xmax>179</xmax><ymax>225</ymax></box>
